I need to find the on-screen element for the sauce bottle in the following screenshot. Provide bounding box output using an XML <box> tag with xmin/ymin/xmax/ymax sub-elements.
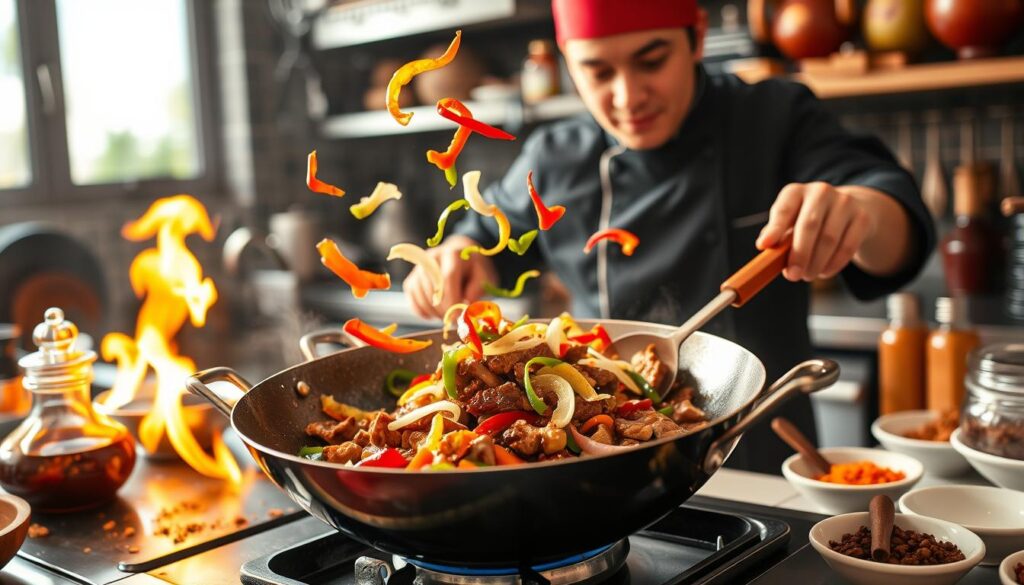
<box><xmin>926</xmin><ymin>296</ymin><xmax>981</xmax><ymax>414</ymax></box>
<box><xmin>940</xmin><ymin>164</ymin><xmax>1000</xmax><ymax>295</ymax></box>
<box><xmin>521</xmin><ymin>40</ymin><xmax>560</xmax><ymax>104</ymax></box>
<box><xmin>878</xmin><ymin>293</ymin><xmax>927</xmax><ymax>414</ymax></box>
<box><xmin>0</xmin><ymin>308</ymin><xmax>136</xmax><ymax>513</ymax></box>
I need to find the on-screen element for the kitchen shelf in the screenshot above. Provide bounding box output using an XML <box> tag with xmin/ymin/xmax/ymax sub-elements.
<box><xmin>796</xmin><ymin>55</ymin><xmax>1024</xmax><ymax>99</ymax></box>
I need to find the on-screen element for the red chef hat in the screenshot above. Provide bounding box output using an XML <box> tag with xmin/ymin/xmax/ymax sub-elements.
<box><xmin>552</xmin><ymin>0</ymin><xmax>699</xmax><ymax>45</ymax></box>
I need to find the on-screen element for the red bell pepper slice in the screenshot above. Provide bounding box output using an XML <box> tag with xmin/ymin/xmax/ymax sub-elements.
<box><xmin>306</xmin><ymin>150</ymin><xmax>345</xmax><ymax>197</ymax></box>
<box><xmin>427</xmin><ymin>99</ymin><xmax>473</xmax><ymax>174</ymax></box>
<box><xmin>457</xmin><ymin>301</ymin><xmax>503</xmax><ymax>356</ymax></box>
<box><xmin>355</xmin><ymin>447</ymin><xmax>409</xmax><ymax>468</ymax></box>
<box><xmin>616</xmin><ymin>399</ymin><xmax>653</xmax><ymax>417</ymax></box>
<box><xmin>409</xmin><ymin>373</ymin><xmax>434</xmax><ymax>388</ymax></box>
<box><xmin>473</xmin><ymin>410</ymin><xmax>540</xmax><ymax>436</ymax></box>
<box><xmin>583</xmin><ymin>228</ymin><xmax>639</xmax><ymax>256</ymax></box>
<box><xmin>317</xmin><ymin>239</ymin><xmax>391</xmax><ymax>298</ymax></box>
<box><xmin>569</xmin><ymin>324</ymin><xmax>613</xmax><ymax>352</ymax></box>
<box><xmin>438</xmin><ymin>99</ymin><xmax>516</xmax><ymax>140</ymax></box>
<box><xmin>343</xmin><ymin>318</ymin><xmax>433</xmax><ymax>354</ymax></box>
<box><xmin>527</xmin><ymin>171</ymin><xmax>565</xmax><ymax>230</ymax></box>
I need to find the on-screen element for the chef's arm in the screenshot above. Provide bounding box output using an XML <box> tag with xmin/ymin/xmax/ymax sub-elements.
<box><xmin>756</xmin><ymin>181</ymin><xmax>913</xmax><ymax>282</ymax></box>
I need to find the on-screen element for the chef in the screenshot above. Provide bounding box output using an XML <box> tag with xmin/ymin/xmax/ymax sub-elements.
<box><xmin>404</xmin><ymin>0</ymin><xmax>934</xmax><ymax>473</ymax></box>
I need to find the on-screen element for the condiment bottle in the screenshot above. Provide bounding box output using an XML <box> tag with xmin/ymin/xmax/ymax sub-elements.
<box><xmin>940</xmin><ymin>165</ymin><xmax>1000</xmax><ymax>295</ymax></box>
<box><xmin>0</xmin><ymin>308</ymin><xmax>136</xmax><ymax>512</ymax></box>
<box><xmin>878</xmin><ymin>293</ymin><xmax>927</xmax><ymax>414</ymax></box>
<box><xmin>926</xmin><ymin>297</ymin><xmax>981</xmax><ymax>414</ymax></box>
<box><xmin>521</xmin><ymin>40</ymin><xmax>560</xmax><ymax>104</ymax></box>
<box><xmin>0</xmin><ymin>324</ymin><xmax>28</xmax><ymax>415</ymax></box>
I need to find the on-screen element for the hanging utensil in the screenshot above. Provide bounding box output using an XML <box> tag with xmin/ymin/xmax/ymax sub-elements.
<box><xmin>920</xmin><ymin>110</ymin><xmax>948</xmax><ymax>219</ymax></box>
<box><xmin>895</xmin><ymin>112</ymin><xmax>914</xmax><ymax>175</ymax></box>
<box><xmin>1001</xmin><ymin>111</ymin><xmax>1022</xmax><ymax>199</ymax></box>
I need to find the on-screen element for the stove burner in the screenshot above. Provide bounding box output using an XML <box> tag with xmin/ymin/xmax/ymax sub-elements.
<box><xmin>417</xmin><ymin>540</ymin><xmax>626</xmax><ymax>585</ymax></box>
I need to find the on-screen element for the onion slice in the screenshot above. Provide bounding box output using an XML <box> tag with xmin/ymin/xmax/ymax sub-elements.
<box><xmin>387</xmin><ymin>400</ymin><xmax>461</xmax><ymax>431</ymax></box>
<box><xmin>545</xmin><ymin>316</ymin><xmax>565</xmax><ymax>356</ymax></box>
<box><xmin>530</xmin><ymin>374</ymin><xmax>575</xmax><ymax>428</ymax></box>
<box><xmin>396</xmin><ymin>382</ymin><xmax>444</xmax><ymax>406</ymax></box>
<box><xmin>536</xmin><ymin>363</ymin><xmax>611</xmax><ymax>402</ymax></box>
<box><xmin>569</xmin><ymin>425</ymin><xmax>632</xmax><ymax>457</ymax></box>
<box><xmin>483</xmin><ymin>324</ymin><xmax>545</xmax><ymax>356</ymax></box>
<box><xmin>387</xmin><ymin>243</ymin><xmax>443</xmax><ymax>305</ymax></box>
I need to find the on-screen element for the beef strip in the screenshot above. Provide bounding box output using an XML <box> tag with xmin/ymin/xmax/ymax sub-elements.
<box><xmin>484</xmin><ymin>343</ymin><xmax>554</xmax><ymax>376</ymax></box>
<box><xmin>572</xmin><ymin>398</ymin><xmax>610</xmax><ymax>422</ymax></box>
<box><xmin>401</xmin><ymin>430</ymin><xmax>427</xmax><ymax>450</ymax></box>
<box><xmin>561</xmin><ymin>344</ymin><xmax>589</xmax><ymax>363</ymax></box>
<box><xmin>465</xmin><ymin>435</ymin><xmax>496</xmax><ymax>466</ymax></box>
<box><xmin>615</xmin><ymin>410</ymin><xmax>684</xmax><ymax>442</ymax></box>
<box><xmin>465</xmin><ymin>382</ymin><xmax>532</xmax><ymax>416</ymax></box>
<box><xmin>322</xmin><ymin>442</ymin><xmax>362</xmax><ymax>464</ymax></box>
<box><xmin>368</xmin><ymin>411</ymin><xmax>403</xmax><ymax>448</ymax></box>
<box><xmin>672</xmin><ymin>400</ymin><xmax>706</xmax><ymax>424</ymax></box>
<box><xmin>590</xmin><ymin>423</ymin><xmax>614</xmax><ymax>444</ymax></box>
<box><xmin>456</xmin><ymin>379</ymin><xmax>484</xmax><ymax>402</ymax></box>
<box><xmin>500</xmin><ymin>419</ymin><xmax>544</xmax><ymax>457</ymax></box>
<box><xmin>576</xmin><ymin>363</ymin><xmax>619</xmax><ymax>392</ymax></box>
<box><xmin>630</xmin><ymin>343</ymin><xmax>667</xmax><ymax>391</ymax></box>
<box><xmin>460</xmin><ymin>358</ymin><xmax>503</xmax><ymax>388</ymax></box>
<box><xmin>306</xmin><ymin>417</ymin><xmax>359</xmax><ymax>445</ymax></box>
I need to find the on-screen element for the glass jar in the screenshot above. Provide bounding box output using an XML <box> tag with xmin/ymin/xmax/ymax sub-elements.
<box><xmin>0</xmin><ymin>308</ymin><xmax>136</xmax><ymax>512</ymax></box>
<box><xmin>960</xmin><ymin>343</ymin><xmax>1024</xmax><ymax>460</ymax></box>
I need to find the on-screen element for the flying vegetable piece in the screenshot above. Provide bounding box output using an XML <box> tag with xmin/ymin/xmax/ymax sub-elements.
<box><xmin>483</xmin><ymin>269</ymin><xmax>541</xmax><ymax>298</ymax></box>
<box><xmin>457</xmin><ymin>171</ymin><xmax>511</xmax><ymax>259</ymax></box>
<box><xmin>437</xmin><ymin>98</ymin><xmax>516</xmax><ymax>141</ymax></box>
<box><xmin>527</xmin><ymin>171</ymin><xmax>565</xmax><ymax>230</ymax></box>
<box><xmin>507</xmin><ymin>229</ymin><xmax>538</xmax><ymax>256</ymax></box>
<box><xmin>350</xmin><ymin>182</ymin><xmax>402</xmax><ymax>220</ymax></box>
<box><xmin>387</xmin><ymin>30</ymin><xmax>462</xmax><ymax>126</ymax></box>
<box><xmin>387</xmin><ymin>243</ymin><xmax>443</xmax><ymax>306</ymax></box>
<box><xmin>343</xmin><ymin>318</ymin><xmax>432</xmax><ymax>354</ymax></box>
<box><xmin>444</xmin><ymin>166</ymin><xmax>459</xmax><ymax>188</ymax></box>
<box><xmin>457</xmin><ymin>301</ymin><xmax>503</xmax><ymax>356</ymax></box>
<box><xmin>427</xmin><ymin>99</ymin><xmax>473</xmax><ymax>177</ymax></box>
<box><xmin>306</xmin><ymin>150</ymin><xmax>345</xmax><ymax>197</ymax></box>
<box><xmin>316</xmin><ymin>238</ymin><xmax>391</xmax><ymax>298</ymax></box>
<box><xmin>427</xmin><ymin>199</ymin><xmax>470</xmax><ymax>247</ymax></box>
<box><xmin>583</xmin><ymin>228</ymin><xmax>639</xmax><ymax>256</ymax></box>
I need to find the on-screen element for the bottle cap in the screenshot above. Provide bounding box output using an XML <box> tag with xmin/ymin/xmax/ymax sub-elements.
<box><xmin>886</xmin><ymin>293</ymin><xmax>920</xmax><ymax>324</ymax></box>
<box><xmin>18</xmin><ymin>308</ymin><xmax>96</xmax><ymax>392</ymax></box>
<box><xmin>935</xmin><ymin>296</ymin><xmax>968</xmax><ymax>326</ymax></box>
<box><xmin>529</xmin><ymin>39</ymin><xmax>555</xmax><ymax>55</ymax></box>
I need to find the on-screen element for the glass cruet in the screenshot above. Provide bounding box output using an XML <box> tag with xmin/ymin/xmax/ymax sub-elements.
<box><xmin>0</xmin><ymin>308</ymin><xmax>136</xmax><ymax>512</ymax></box>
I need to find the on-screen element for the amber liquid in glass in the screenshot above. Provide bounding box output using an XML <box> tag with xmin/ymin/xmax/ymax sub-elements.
<box><xmin>0</xmin><ymin>431</ymin><xmax>136</xmax><ymax>513</ymax></box>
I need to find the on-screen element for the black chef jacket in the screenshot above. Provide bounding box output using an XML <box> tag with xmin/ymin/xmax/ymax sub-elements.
<box><xmin>454</xmin><ymin>67</ymin><xmax>935</xmax><ymax>474</ymax></box>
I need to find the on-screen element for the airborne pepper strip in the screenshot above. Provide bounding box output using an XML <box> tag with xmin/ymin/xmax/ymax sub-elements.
<box><xmin>458</xmin><ymin>171</ymin><xmax>511</xmax><ymax>259</ymax></box>
<box><xmin>427</xmin><ymin>199</ymin><xmax>470</xmax><ymax>247</ymax></box>
<box><xmin>426</xmin><ymin>99</ymin><xmax>473</xmax><ymax>186</ymax></box>
<box><xmin>316</xmin><ymin>238</ymin><xmax>390</xmax><ymax>298</ymax></box>
<box><xmin>306</xmin><ymin>150</ymin><xmax>345</xmax><ymax>197</ymax></box>
<box><xmin>583</xmin><ymin>228</ymin><xmax>640</xmax><ymax>256</ymax></box>
<box><xmin>483</xmin><ymin>269</ymin><xmax>541</xmax><ymax>298</ymax></box>
<box><xmin>342</xmin><ymin>318</ymin><xmax>432</xmax><ymax>354</ymax></box>
<box><xmin>386</xmin><ymin>30</ymin><xmax>462</xmax><ymax>126</ymax></box>
<box><xmin>350</xmin><ymin>182</ymin><xmax>402</xmax><ymax>219</ymax></box>
<box><xmin>527</xmin><ymin>171</ymin><xmax>565</xmax><ymax>230</ymax></box>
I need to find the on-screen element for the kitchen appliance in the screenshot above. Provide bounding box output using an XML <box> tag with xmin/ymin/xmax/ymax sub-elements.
<box><xmin>5</xmin><ymin>492</ymin><xmax>1003</xmax><ymax>584</ymax></box>
<box><xmin>186</xmin><ymin>319</ymin><xmax>838</xmax><ymax>567</ymax></box>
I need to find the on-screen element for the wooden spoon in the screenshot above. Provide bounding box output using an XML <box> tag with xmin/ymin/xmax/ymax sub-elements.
<box><xmin>920</xmin><ymin>111</ymin><xmax>948</xmax><ymax>219</ymax></box>
<box><xmin>771</xmin><ymin>416</ymin><xmax>831</xmax><ymax>478</ymax></box>
<box><xmin>870</xmin><ymin>494</ymin><xmax>896</xmax><ymax>562</ymax></box>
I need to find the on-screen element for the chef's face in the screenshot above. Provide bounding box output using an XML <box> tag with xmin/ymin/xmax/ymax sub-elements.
<box><xmin>562</xmin><ymin>23</ymin><xmax>706</xmax><ymax>150</ymax></box>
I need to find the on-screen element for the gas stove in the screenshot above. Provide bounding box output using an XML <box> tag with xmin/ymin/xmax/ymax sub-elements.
<box><xmin>5</xmin><ymin>455</ymin><xmax>1003</xmax><ymax>585</ymax></box>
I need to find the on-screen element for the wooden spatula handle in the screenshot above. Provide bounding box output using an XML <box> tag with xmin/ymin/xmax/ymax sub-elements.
<box><xmin>720</xmin><ymin>240</ymin><xmax>791</xmax><ymax>307</ymax></box>
<box><xmin>771</xmin><ymin>417</ymin><xmax>831</xmax><ymax>478</ymax></box>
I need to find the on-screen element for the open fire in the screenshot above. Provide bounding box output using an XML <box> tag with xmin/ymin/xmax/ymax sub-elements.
<box><xmin>99</xmin><ymin>194</ymin><xmax>241</xmax><ymax>483</ymax></box>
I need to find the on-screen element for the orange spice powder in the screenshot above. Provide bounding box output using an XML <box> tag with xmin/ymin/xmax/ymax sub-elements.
<box><xmin>816</xmin><ymin>461</ymin><xmax>905</xmax><ymax>485</ymax></box>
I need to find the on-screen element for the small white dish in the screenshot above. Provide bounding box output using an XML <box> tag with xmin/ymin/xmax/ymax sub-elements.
<box><xmin>899</xmin><ymin>485</ymin><xmax>1024</xmax><ymax>565</ymax></box>
<box><xmin>809</xmin><ymin>512</ymin><xmax>985</xmax><ymax>585</ymax></box>
<box><xmin>951</xmin><ymin>428</ymin><xmax>1024</xmax><ymax>491</ymax></box>
<box><xmin>782</xmin><ymin>447</ymin><xmax>923</xmax><ymax>514</ymax></box>
<box><xmin>872</xmin><ymin>410</ymin><xmax>970</xmax><ymax>477</ymax></box>
<box><xmin>1000</xmin><ymin>549</ymin><xmax>1024</xmax><ymax>585</ymax></box>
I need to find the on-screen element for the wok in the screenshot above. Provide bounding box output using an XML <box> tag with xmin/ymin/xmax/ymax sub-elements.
<box><xmin>187</xmin><ymin>319</ymin><xmax>837</xmax><ymax>568</ymax></box>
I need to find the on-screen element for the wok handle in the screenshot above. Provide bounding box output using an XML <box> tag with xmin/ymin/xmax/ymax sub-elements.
<box><xmin>720</xmin><ymin>239</ymin><xmax>791</xmax><ymax>308</ymax></box>
<box><xmin>185</xmin><ymin>367</ymin><xmax>254</xmax><ymax>418</ymax></box>
<box><xmin>702</xmin><ymin>358</ymin><xmax>839</xmax><ymax>474</ymax></box>
<box><xmin>299</xmin><ymin>328</ymin><xmax>359</xmax><ymax>362</ymax></box>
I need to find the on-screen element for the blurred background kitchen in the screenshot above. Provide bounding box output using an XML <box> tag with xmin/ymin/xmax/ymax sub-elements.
<box><xmin>1</xmin><ymin>0</ymin><xmax>1023</xmax><ymax>448</ymax></box>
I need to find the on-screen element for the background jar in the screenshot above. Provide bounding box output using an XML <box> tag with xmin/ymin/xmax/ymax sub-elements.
<box><xmin>960</xmin><ymin>343</ymin><xmax>1024</xmax><ymax>460</ymax></box>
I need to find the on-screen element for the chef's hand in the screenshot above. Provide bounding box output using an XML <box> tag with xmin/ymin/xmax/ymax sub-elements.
<box><xmin>755</xmin><ymin>182</ymin><xmax>911</xmax><ymax>282</ymax></box>
<box><xmin>403</xmin><ymin>235</ymin><xmax>498</xmax><ymax>320</ymax></box>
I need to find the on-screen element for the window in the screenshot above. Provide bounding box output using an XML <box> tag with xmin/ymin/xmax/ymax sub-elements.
<box><xmin>2</xmin><ymin>0</ymin><xmax>216</xmax><ymax>202</ymax></box>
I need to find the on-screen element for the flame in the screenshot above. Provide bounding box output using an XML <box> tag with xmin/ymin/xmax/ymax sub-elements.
<box><xmin>100</xmin><ymin>194</ymin><xmax>241</xmax><ymax>483</ymax></box>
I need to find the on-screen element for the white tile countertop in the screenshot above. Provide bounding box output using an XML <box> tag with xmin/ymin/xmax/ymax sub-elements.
<box><xmin>696</xmin><ymin>466</ymin><xmax>992</xmax><ymax>513</ymax></box>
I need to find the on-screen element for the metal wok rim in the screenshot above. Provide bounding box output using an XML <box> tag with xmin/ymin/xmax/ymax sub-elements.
<box><xmin>231</xmin><ymin>319</ymin><xmax>767</xmax><ymax>474</ymax></box>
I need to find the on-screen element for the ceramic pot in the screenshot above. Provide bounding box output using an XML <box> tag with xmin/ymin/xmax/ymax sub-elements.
<box><xmin>863</xmin><ymin>0</ymin><xmax>931</xmax><ymax>55</ymax></box>
<box><xmin>925</xmin><ymin>0</ymin><xmax>1024</xmax><ymax>59</ymax></box>
<box><xmin>750</xmin><ymin>0</ymin><xmax>854</xmax><ymax>60</ymax></box>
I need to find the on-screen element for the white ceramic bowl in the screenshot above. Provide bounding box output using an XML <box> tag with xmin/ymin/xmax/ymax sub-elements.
<box><xmin>951</xmin><ymin>428</ymin><xmax>1024</xmax><ymax>491</ymax></box>
<box><xmin>809</xmin><ymin>512</ymin><xmax>985</xmax><ymax>585</ymax></box>
<box><xmin>899</xmin><ymin>485</ymin><xmax>1024</xmax><ymax>565</ymax></box>
<box><xmin>872</xmin><ymin>410</ymin><xmax>970</xmax><ymax>477</ymax></box>
<box><xmin>782</xmin><ymin>447</ymin><xmax>923</xmax><ymax>514</ymax></box>
<box><xmin>1000</xmin><ymin>549</ymin><xmax>1024</xmax><ymax>585</ymax></box>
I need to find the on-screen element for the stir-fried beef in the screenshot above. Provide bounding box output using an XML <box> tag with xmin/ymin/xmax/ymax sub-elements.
<box><xmin>572</xmin><ymin>398</ymin><xmax>609</xmax><ymax>422</ymax></box>
<box><xmin>352</xmin><ymin>429</ymin><xmax>371</xmax><ymax>447</ymax></box>
<box><xmin>590</xmin><ymin>423</ymin><xmax>614</xmax><ymax>444</ymax></box>
<box><xmin>500</xmin><ymin>420</ymin><xmax>566</xmax><ymax>457</ymax></box>
<box><xmin>368</xmin><ymin>412</ymin><xmax>402</xmax><ymax>448</ymax></box>
<box><xmin>671</xmin><ymin>400</ymin><xmax>706</xmax><ymax>424</ymax></box>
<box><xmin>460</xmin><ymin>358</ymin><xmax>503</xmax><ymax>388</ymax></box>
<box><xmin>631</xmin><ymin>343</ymin><xmax>667</xmax><ymax>391</ymax></box>
<box><xmin>576</xmin><ymin>363</ymin><xmax>619</xmax><ymax>391</ymax></box>
<box><xmin>561</xmin><ymin>344</ymin><xmax>590</xmax><ymax>363</ymax></box>
<box><xmin>306</xmin><ymin>417</ymin><xmax>360</xmax><ymax>445</ymax></box>
<box><xmin>466</xmin><ymin>382</ymin><xmax>532</xmax><ymax>416</ymax></box>
<box><xmin>465</xmin><ymin>435</ymin><xmax>496</xmax><ymax>466</ymax></box>
<box><xmin>484</xmin><ymin>343</ymin><xmax>554</xmax><ymax>375</ymax></box>
<box><xmin>456</xmin><ymin>379</ymin><xmax>484</xmax><ymax>402</ymax></box>
<box><xmin>400</xmin><ymin>414</ymin><xmax>468</xmax><ymax>433</ymax></box>
<box><xmin>401</xmin><ymin>430</ymin><xmax>426</xmax><ymax>450</ymax></box>
<box><xmin>323</xmin><ymin>442</ymin><xmax>362</xmax><ymax>464</ymax></box>
<box><xmin>616</xmin><ymin>411</ymin><xmax>684</xmax><ymax>443</ymax></box>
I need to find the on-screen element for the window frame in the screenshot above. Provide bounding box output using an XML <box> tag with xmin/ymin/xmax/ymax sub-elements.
<box><xmin>2</xmin><ymin>0</ymin><xmax>220</xmax><ymax>205</ymax></box>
